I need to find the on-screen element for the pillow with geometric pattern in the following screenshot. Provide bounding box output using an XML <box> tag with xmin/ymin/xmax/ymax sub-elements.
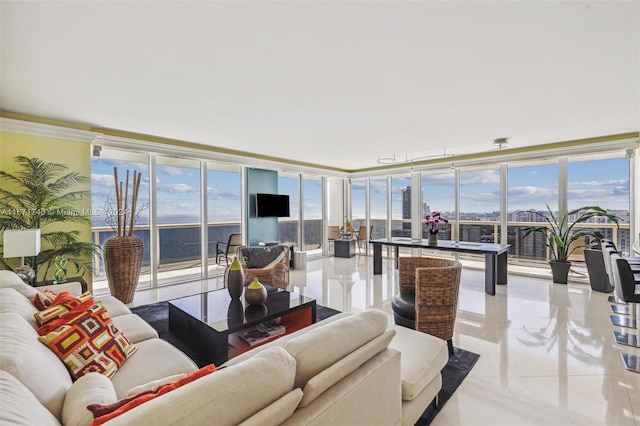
<box><xmin>34</xmin><ymin>292</ymin><xmax>95</xmax><ymax>326</ymax></box>
<box><xmin>33</xmin><ymin>289</ymin><xmax>59</xmax><ymax>310</ymax></box>
<box><xmin>38</xmin><ymin>301</ymin><xmax>137</xmax><ymax>380</ymax></box>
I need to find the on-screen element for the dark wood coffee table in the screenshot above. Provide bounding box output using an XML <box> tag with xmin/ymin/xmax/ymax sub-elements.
<box><xmin>168</xmin><ymin>287</ymin><xmax>316</xmax><ymax>366</ymax></box>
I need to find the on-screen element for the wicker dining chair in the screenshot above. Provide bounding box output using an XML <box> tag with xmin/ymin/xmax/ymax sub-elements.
<box><xmin>391</xmin><ymin>256</ymin><xmax>462</xmax><ymax>355</ymax></box>
<box><xmin>234</xmin><ymin>245</ymin><xmax>290</xmax><ymax>290</ymax></box>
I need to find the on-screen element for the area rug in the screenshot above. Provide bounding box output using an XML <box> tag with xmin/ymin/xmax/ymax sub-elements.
<box><xmin>131</xmin><ymin>302</ymin><xmax>478</xmax><ymax>426</ymax></box>
<box><xmin>415</xmin><ymin>346</ymin><xmax>480</xmax><ymax>425</ymax></box>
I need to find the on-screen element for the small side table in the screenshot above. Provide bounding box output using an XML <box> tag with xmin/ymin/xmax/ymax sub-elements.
<box><xmin>335</xmin><ymin>239</ymin><xmax>356</xmax><ymax>258</ymax></box>
<box><xmin>35</xmin><ymin>277</ymin><xmax>88</xmax><ymax>293</ymax></box>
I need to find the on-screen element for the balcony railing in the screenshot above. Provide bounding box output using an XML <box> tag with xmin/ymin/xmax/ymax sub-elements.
<box><xmin>92</xmin><ymin>219</ymin><xmax>628</xmax><ymax>290</ymax></box>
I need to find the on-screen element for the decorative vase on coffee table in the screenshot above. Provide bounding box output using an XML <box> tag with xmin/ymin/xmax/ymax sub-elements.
<box><xmin>244</xmin><ymin>278</ymin><xmax>267</xmax><ymax>305</ymax></box>
<box><xmin>226</xmin><ymin>257</ymin><xmax>244</xmax><ymax>299</ymax></box>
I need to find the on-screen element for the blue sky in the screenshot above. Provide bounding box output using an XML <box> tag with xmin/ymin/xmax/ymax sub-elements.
<box><xmin>92</xmin><ymin>156</ymin><xmax>629</xmax><ymax>225</ymax></box>
<box><xmin>352</xmin><ymin>157</ymin><xmax>630</xmax><ymax>218</ymax></box>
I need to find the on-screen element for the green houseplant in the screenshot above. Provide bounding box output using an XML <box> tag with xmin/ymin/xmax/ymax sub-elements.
<box><xmin>519</xmin><ymin>204</ymin><xmax>620</xmax><ymax>284</ymax></box>
<box><xmin>0</xmin><ymin>156</ymin><xmax>101</xmax><ymax>282</ymax></box>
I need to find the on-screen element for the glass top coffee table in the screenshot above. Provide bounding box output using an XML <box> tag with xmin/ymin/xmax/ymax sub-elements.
<box><xmin>168</xmin><ymin>287</ymin><xmax>316</xmax><ymax>366</ymax></box>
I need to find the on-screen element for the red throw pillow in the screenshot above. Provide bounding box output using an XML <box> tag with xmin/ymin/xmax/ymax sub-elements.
<box><xmin>33</xmin><ymin>289</ymin><xmax>59</xmax><ymax>310</ymax></box>
<box><xmin>34</xmin><ymin>292</ymin><xmax>95</xmax><ymax>326</ymax></box>
<box><xmin>36</xmin><ymin>297</ymin><xmax>98</xmax><ymax>335</ymax></box>
<box><xmin>88</xmin><ymin>364</ymin><xmax>217</xmax><ymax>425</ymax></box>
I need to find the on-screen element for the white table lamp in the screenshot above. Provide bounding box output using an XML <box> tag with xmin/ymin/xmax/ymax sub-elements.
<box><xmin>3</xmin><ymin>229</ymin><xmax>41</xmax><ymax>284</ymax></box>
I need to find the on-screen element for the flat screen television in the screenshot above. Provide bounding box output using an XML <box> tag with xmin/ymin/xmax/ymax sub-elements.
<box><xmin>255</xmin><ymin>193</ymin><xmax>290</xmax><ymax>217</ymax></box>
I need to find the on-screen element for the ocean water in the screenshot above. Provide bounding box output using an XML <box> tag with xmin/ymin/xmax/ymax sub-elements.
<box><xmin>95</xmin><ymin>219</ymin><xmax>322</xmax><ymax>269</ymax></box>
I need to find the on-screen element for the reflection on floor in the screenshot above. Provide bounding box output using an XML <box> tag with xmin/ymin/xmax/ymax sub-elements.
<box><xmin>115</xmin><ymin>255</ymin><xmax>640</xmax><ymax>425</ymax></box>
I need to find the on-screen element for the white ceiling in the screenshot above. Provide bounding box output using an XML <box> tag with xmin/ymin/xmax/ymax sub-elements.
<box><xmin>1</xmin><ymin>1</ymin><xmax>638</xmax><ymax>171</ymax></box>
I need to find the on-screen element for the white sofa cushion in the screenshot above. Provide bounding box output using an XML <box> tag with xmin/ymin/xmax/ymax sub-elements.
<box><xmin>62</xmin><ymin>373</ymin><xmax>118</xmax><ymax>426</ymax></box>
<box><xmin>283</xmin><ymin>309</ymin><xmax>388</xmax><ymax>389</ymax></box>
<box><xmin>97</xmin><ymin>295</ymin><xmax>132</xmax><ymax>317</ymax></box>
<box><xmin>388</xmin><ymin>323</ymin><xmax>449</xmax><ymax>401</ymax></box>
<box><xmin>298</xmin><ymin>328</ymin><xmax>396</xmax><ymax>407</ymax></box>
<box><xmin>111</xmin><ymin>313</ymin><xmax>159</xmax><ymax>343</ymax></box>
<box><xmin>0</xmin><ymin>370</ymin><xmax>61</xmax><ymax>425</ymax></box>
<box><xmin>0</xmin><ymin>287</ymin><xmax>39</xmax><ymax>329</ymax></box>
<box><xmin>109</xmin><ymin>338</ymin><xmax>198</xmax><ymax>398</ymax></box>
<box><xmin>103</xmin><ymin>347</ymin><xmax>297</xmax><ymax>425</ymax></box>
<box><xmin>239</xmin><ymin>388</ymin><xmax>303</xmax><ymax>426</ymax></box>
<box><xmin>0</xmin><ymin>312</ymin><xmax>73</xmax><ymax>421</ymax></box>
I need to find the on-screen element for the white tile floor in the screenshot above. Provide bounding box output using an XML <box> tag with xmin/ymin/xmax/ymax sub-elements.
<box><xmin>121</xmin><ymin>255</ymin><xmax>639</xmax><ymax>425</ymax></box>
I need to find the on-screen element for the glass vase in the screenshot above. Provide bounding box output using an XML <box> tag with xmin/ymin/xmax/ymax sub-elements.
<box><xmin>53</xmin><ymin>255</ymin><xmax>68</xmax><ymax>283</ymax></box>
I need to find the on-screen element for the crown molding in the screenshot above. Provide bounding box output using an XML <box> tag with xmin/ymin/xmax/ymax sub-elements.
<box><xmin>94</xmin><ymin>134</ymin><xmax>350</xmax><ymax>178</ymax></box>
<box><xmin>350</xmin><ymin>134</ymin><xmax>640</xmax><ymax>178</ymax></box>
<box><xmin>0</xmin><ymin>117</ymin><xmax>101</xmax><ymax>143</ymax></box>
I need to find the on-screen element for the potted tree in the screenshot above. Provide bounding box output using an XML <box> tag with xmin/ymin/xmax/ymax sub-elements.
<box><xmin>0</xmin><ymin>156</ymin><xmax>101</xmax><ymax>282</ymax></box>
<box><xmin>519</xmin><ymin>204</ymin><xmax>620</xmax><ymax>284</ymax></box>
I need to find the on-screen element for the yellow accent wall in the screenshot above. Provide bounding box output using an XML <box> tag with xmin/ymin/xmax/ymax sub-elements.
<box><xmin>0</xmin><ymin>131</ymin><xmax>93</xmax><ymax>287</ymax></box>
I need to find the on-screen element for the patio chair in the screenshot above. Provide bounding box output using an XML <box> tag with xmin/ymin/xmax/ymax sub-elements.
<box><xmin>356</xmin><ymin>225</ymin><xmax>373</xmax><ymax>253</ymax></box>
<box><xmin>215</xmin><ymin>233</ymin><xmax>242</xmax><ymax>266</ymax></box>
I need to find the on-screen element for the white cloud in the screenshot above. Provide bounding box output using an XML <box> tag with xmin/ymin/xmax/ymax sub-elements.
<box><xmin>207</xmin><ymin>187</ymin><xmax>241</xmax><ymax>201</ymax></box>
<box><xmin>568</xmin><ymin>179</ymin><xmax>628</xmax><ymax>187</ymax></box>
<box><xmin>162</xmin><ymin>166</ymin><xmax>185</xmax><ymax>176</ymax></box>
<box><xmin>460</xmin><ymin>170</ymin><xmax>500</xmax><ymax>185</ymax></box>
<box><xmin>508</xmin><ymin>186</ymin><xmax>557</xmax><ymax>198</ymax></box>
<box><xmin>369</xmin><ymin>180</ymin><xmax>387</xmax><ymax>194</ymax></box>
<box><xmin>158</xmin><ymin>183</ymin><xmax>194</xmax><ymax>193</ymax></box>
<box><xmin>423</xmin><ymin>174</ymin><xmax>455</xmax><ymax>186</ymax></box>
<box><xmin>91</xmin><ymin>173</ymin><xmax>115</xmax><ymax>185</ymax></box>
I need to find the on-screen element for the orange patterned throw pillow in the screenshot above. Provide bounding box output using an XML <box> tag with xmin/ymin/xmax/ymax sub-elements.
<box><xmin>34</xmin><ymin>292</ymin><xmax>95</xmax><ymax>326</ymax></box>
<box><xmin>33</xmin><ymin>289</ymin><xmax>59</xmax><ymax>310</ymax></box>
<box><xmin>88</xmin><ymin>364</ymin><xmax>217</xmax><ymax>425</ymax></box>
<box><xmin>38</xmin><ymin>301</ymin><xmax>137</xmax><ymax>380</ymax></box>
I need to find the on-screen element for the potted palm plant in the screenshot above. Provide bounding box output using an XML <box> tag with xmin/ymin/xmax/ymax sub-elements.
<box><xmin>519</xmin><ymin>204</ymin><xmax>620</xmax><ymax>284</ymax></box>
<box><xmin>0</xmin><ymin>156</ymin><xmax>101</xmax><ymax>282</ymax></box>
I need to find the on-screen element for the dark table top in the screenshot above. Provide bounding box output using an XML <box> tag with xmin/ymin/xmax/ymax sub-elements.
<box><xmin>168</xmin><ymin>286</ymin><xmax>315</xmax><ymax>333</ymax></box>
<box><xmin>369</xmin><ymin>237</ymin><xmax>510</xmax><ymax>255</ymax></box>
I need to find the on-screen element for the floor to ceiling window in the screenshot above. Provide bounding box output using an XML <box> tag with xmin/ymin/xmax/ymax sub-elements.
<box><xmin>351</xmin><ymin>177</ymin><xmax>367</xmax><ymax>233</ymax></box>
<box><xmin>369</xmin><ymin>177</ymin><xmax>388</xmax><ymax>240</ymax></box>
<box><xmin>568</xmin><ymin>153</ymin><xmax>630</xmax><ymax>254</ymax></box>
<box><xmin>459</xmin><ymin>167</ymin><xmax>501</xmax><ymax>243</ymax></box>
<box><xmin>91</xmin><ymin>149</ymin><xmax>151</xmax><ymax>291</ymax></box>
<box><xmin>207</xmin><ymin>163</ymin><xmax>241</xmax><ymax>268</ymax></box>
<box><xmin>421</xmin><ymin>170</ymin><xmax>455</xmax><ymax>239</ymax></box>
<box><xmin>156</xmin><ymin>157</ymin><xmax>202</xmax><ymax>285</ymax></box>
<box><xmin>391</xmin><ymin>175</ymin><xmax>411</xmax><ymax>237</ymax></box>
<box><xmin>278</xmin><ymin>172</ymin><xmax>300</xmax><ymax>248</ymax></box>
<box><xmin>303</xmin><ymin>175</ymin><xmax>322</xmax><ymax>251</ymax></box>
<box><xmin>507</xmin><ymin>161</ymin><xmax>559</xmax><ymax>262</ymax></box>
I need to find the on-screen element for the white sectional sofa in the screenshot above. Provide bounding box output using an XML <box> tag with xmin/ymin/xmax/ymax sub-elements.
<box><xmin>0</xmin><ymin>270</ymin><xmax>449</xmax><ymax>425</ymax></box>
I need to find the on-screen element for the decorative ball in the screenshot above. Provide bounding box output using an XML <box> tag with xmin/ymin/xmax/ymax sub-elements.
<box><xmin>244</xmin><ymin>278</ymin><xmax>267</xmax><ymax>305</ymax></box>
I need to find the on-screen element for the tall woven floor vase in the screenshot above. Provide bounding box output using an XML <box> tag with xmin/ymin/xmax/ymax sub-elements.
<box><xmin>104</xmin><ymin>236</ymin><xmax>143</xmax><ymax>304</ymax></box>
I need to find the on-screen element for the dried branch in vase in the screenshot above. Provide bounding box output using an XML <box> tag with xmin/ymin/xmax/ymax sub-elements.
<box><xmin>112</xmin><ymin>167</ymin><xmax>142</xmax><ymax>237</ymax></box>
